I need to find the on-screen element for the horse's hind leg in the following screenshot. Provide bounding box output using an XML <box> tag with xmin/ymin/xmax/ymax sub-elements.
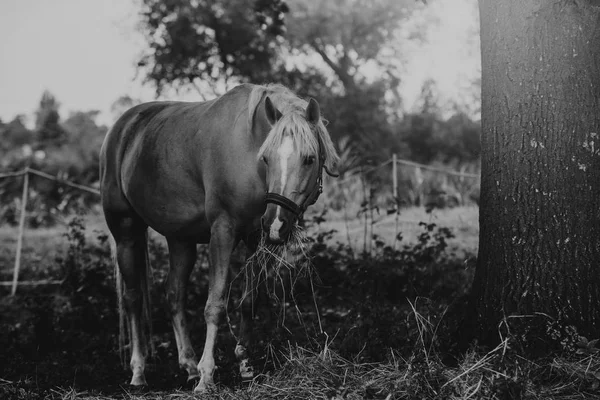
<box><xmin>166</xmin><ymin>238</ymin><xmax>199</xmax><ymax>381</ymax></box>
<box><xmin>108</xmin><ymin>213</ymin><xmax>150</xmax><ymax>386</ymax></box>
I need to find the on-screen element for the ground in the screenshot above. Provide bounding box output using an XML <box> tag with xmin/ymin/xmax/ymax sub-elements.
<box><xmin>1</xmin><ymin>206</ymin><xmax>599</xmax><ymax>399</ymax></box>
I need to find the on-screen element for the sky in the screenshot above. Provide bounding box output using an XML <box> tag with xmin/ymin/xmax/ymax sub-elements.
<box><xmin>399</xmin><ymin>0</ymin><xmax>480</xmax><ymax>115</ymax></box>
<box><xmin>0</xmin><ymin>0</ymin><xmax>150</xmax><ymax>126</ymax></box>
<box><xmin>0</xmin><ymin>0</ymin><xmax>480</xmax><ymax>127</ymax></box>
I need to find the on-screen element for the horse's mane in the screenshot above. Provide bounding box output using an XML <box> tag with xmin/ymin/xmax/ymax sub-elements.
<box><xmin>249</xmin><ymin>84</ymin><xmax>339</xmax><ymax>172</ymax></box>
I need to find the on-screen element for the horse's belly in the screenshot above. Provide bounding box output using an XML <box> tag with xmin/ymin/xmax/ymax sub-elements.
<box><xmin>129</xmin><ymin>193</ymin><xmax>211</xmax><ymax>242</ymax></box>
<box><xmin>151</xmin><ymin>214</ymin><xmax>212</xmax><ymax>243</ymax></box>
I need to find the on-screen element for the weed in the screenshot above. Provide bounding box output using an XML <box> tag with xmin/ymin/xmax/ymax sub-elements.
<box><xmin>0</xmin><ymin>210</ymin><xmax>478</xmax><ymax>398</ymax></box>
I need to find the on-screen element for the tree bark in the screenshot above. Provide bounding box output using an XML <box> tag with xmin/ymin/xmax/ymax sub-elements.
<box><xmin>473</xmin><ymin>0</ymin><xmax>600</xmax><ymax>344</ymax></box>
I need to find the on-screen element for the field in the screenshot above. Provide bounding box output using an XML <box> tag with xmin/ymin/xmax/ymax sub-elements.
<box><xmin>1</xmin><ymin>206</ymin><xmax>599</xmax><ymax>399</ymax></box>
<box><xmin>0</xmin><ymin>205</ymin><xmax>479</xmax><ymax>272</ymax></box>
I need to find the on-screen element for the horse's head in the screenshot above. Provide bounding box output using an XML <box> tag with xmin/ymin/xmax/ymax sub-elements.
<box><xmin>258</xmin><ymin>96</ymin><xmax>338</xmax><ymax>245</ymax></box>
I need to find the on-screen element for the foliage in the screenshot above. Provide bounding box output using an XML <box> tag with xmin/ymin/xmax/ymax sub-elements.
<box><xmin>324</xmin><ymin>81</ymin><xmax>406</xmax><ymax>162</ymax></box>
<box><xmin>131</xmin><ymin>0</ymin><xmax>468</xmax><ymax>167</ymax></box>
<box><xmin>0</xmin><ymin>0</ymin><xmax>482</xmax><ymax>225</ymax></box>
<box><xmin>284</xmin><ymin>0</ymin><xmax>414</xmax><ymax>92</ymax></box>
<box><xmin>35</xmin><ymin>90</ymin><xmax>67</xmax><ymax>145</ymax></box>
<box><xmin>136</xmin><ymin>0</ymin><xmax>288</xmax><ymax>95</ymax></box>
<box><xmin>61</xmin><ymin>110</ymin><xmax>107</xmax><ymax>182</ymax></box>
<box><xmin>0</xmin><ymin>216</ymin><xmax>119</xmax><ymax>395</ymax></box>
<box><xmin>0</xmin><ymin>0</ymin><xmax>483</xmax><ymax>229</ymax></box>
<box><xmin>110</xmin><ymin>95</ymin><xmax>142</xmax><ymax>122</ymax></box>
<box><xmin>0</xmin><ymin>115</ymin><xmax>35</xmax><ymax>160</ymax></box>
<box><xmin>279</xmin><ymin>0</ymin><xmax>422</xmax><ymax>162</ymax></box>
<box><xmin>267</xmin><ymin>65</ymin><xmax>407</xmax><ymax>163</ymax></box>
<box><xmin>0</xmin><ymin>210</ymin><xmax>469</xmax><ymax>390</ymax></box>
<box><xmin>398</xmin><ymin>111</ymin><xmax>481</xmax><ymax>165</ymax></box>
<box><xmin>0</xmin><ymin>92</ymin><xmax>106</xmax><ymax>227</ymax></box>
<box><xmin>2</xmin><ymin>213</ymin><xmax>599</xmax><ymax>399</ymax></box>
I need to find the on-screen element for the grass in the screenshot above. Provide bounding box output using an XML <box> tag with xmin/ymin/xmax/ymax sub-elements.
<box><xmin>317</xmin><ymin>206</ymin><xmax>478</xmax><ymax>259</ymax></box>
<box><xmin>0</xmin><ymin>206</ymin><xmax>478</xmax><ymax>284</ymax></box>
<box><xmin>4</xmin><ymin>321</ymin><xmax>600</xmax><ymax>399</ymax></box>
<box><xmin>2</xmin><ymin>205</ymin><xmax>599</xmax><ymax>399</ymax></box>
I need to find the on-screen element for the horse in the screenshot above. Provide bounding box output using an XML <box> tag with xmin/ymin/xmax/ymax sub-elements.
<box><xmin>99</xmin><ymin>83</ymin><xmax>339</xmax><ymax>392</ymax></box>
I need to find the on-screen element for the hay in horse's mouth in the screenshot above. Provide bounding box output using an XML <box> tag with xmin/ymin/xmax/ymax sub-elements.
<box><xmin>234</xmin><ymin>225</ymin><xmax>318</xmax><ymax>328</ymax></box>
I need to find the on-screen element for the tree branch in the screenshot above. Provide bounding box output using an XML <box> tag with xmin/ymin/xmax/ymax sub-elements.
<box><xmin>310</xmin><ymin>41</ymin><xmax>355</xmax><ymax>90</ymax></box>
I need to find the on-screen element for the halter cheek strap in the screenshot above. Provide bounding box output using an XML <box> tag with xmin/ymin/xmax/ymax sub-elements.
<box><xmin>265</xmin><ymin>133</ymin><xmax>326</xmax><ymax>218</ymax></box>
<box><xmin>264</xmin><ymin>162</ymin><xmax>324</xmax><ymax>218</ymax></box>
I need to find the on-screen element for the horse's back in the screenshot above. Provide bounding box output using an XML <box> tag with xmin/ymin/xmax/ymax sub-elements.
<box><xmin>100</xmin><ymin>101</ymin><xmax>192</xmax><ymax>210</ymax></box>
<box><xmin>99</xmin><ymin>85</ymin><xmax>263</xmax><ymax>239</ymax></box>
<box><xmin>101</xmin><ymin>85</ymin><xmax>254</xmax><ymax>195</ymax></box>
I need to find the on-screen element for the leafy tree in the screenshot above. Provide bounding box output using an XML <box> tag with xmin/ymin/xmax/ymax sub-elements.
<box><xmin>285</xmin><ymin>0</ymin><xmax>414</xmax><ymax>93</ymax></box>
<box><xmin>395</xmin><ymin>111</ymin><xmax>481</xmax><ymax>165</ymax></box>
<box><xmin>0</xmin><ymin>115</ymin><xmax>35</xmax><ymax>154</ymax></box>
<box><xmin>398</xmin><ymin>112</ymin><xmax>439</xmax><ymax>164</ymax></box>
<box><xmin>438</xmin><ymin>113</ymin><xmax>480</xmax><ymax>163</ymax></box>
<box><xmin>110</xmin><ymin>95</ymin><xmax>142</xmax><ymax>121</ymax></box>
<box><xmin>136</xmin><ymin>0</ymin><xmax>288</xmax><ymax>95</ymax></box>
<box><xmin>60</xmin><ymin>110</ymin><xmax>107</xmax><ymax>181</ymax></box>
<box><xmin>323</xmin><ymin>81</ymin><xmax>406</xmax><ymax>162</ymax></box>
<box><xmin>132</xmin><ymin>0</ymin><xmax>447</xmax><ymax>166</ymax></box>
<box><xmin>264</xmin><ymin>66</ymin><xmax>398</xmax><ymax>161</ymax></box>
<box><xmin>35</xmin><ymin>90</ymin><xmax>67</xmax><ymax>145</ymax></box>
<box><xmin>472</xmin><ymin>0</ymin><xmax>600</xmax><ymax>347</ymax></box>
<box><xmin>280</xmin><ymin>0</ymin><xmax>422</xmax><ymax>161</ymax></box>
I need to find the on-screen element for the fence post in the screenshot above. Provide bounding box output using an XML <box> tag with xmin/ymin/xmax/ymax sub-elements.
<box><xmin>392</xmin><ymin>153</ymin><xmax>398</xmax><ymax>200</ymax></box>
<box><xmin>392</xmin><ymin>154</ymin><xmax>399</xmax><ymax>250</ymax></box>
<box><xmin>11</xmin><ymin>168</ymin><xmax>29</xmax><ymax>296</ymax></box>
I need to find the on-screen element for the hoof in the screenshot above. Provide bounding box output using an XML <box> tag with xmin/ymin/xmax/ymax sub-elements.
<box><xmin>129</xmin><ymin>375</ymin><xmax>148</xmax><ymax>387</ymax></box>
<box><xmin>239</xmin><ymin>359</ymin><xmax>254</xmax><ymax>381</ymax></box>
<box><xmin>194</xmin><ymin>380</ymin><xmax>216</xmax><ymax>393</ymax></box>
<box><xmin>181</xmin><ymin>361</ymin><xmax>200</xmax><ymax>382</ymax></box>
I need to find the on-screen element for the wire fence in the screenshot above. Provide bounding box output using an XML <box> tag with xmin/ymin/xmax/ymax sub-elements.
<box><xmin>0</xmin><ymin>158</ymin><xmax>479</xmax><ymax>295</ymax></box>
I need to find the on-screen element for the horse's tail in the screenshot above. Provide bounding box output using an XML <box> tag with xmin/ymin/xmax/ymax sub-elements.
<box><xmin>111</xmin><ymin>234</ymin><xmax>127</xmax><ymax>366</ymax></box>
<box><xmin>141</xmin><ymin>230</ymin><xmax>155</xmax><ymax>356</ymax></box>
<box><xmin>111</xmin><ymin>230</ymin><xmax>154</xmax><ymax>367</ymax></box>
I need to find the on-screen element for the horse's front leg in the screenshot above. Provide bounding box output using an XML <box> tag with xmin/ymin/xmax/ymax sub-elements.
<box><xmin>236</xmin><ymin>235</ymin><xmax>272</xmax><ymax>382</ymax></box>
<box><xmin>166</xmin><ymin>238</ymin><xmax>199</xmax><ymax>381</ymax></box>
<box><xmin>195</xmin><ymin>218</ymin><xmax>238</xmax><ymax>392</ymax></box>
<box><xmin>235</xmin><ymin>254</ymin><xmax>259</xmax><ymax>381</ymax></box>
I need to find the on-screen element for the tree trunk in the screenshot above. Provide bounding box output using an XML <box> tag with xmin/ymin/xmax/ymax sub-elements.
<box><xmin>473</xmin><ymin>0</ymin><xmax>600</xmax><ymax>345</ymax></box>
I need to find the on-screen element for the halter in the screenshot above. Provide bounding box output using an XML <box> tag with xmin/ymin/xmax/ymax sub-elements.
<box><xmin>265</xmin><ymin>131</ymin><xmax>327</xmax><ymax>218</ymax></box>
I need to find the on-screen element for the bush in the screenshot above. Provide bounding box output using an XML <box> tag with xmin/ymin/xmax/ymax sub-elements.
<box><xmin>0</xmin><ymin>210</ymin><xmax>473</xmax><ymax>393</ymax></box>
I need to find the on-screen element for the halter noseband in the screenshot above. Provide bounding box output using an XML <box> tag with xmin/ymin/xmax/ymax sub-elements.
<box><xmin>265</xmin><ymin>135</ymin><xmax>326</xmax><ymax>218</ymax></box>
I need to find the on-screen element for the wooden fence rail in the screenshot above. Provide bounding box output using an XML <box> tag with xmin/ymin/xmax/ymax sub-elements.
<box><xmin>0</xmin><ymin>167</ymin><xmax>99</xmax><ymax>295</ymax></box>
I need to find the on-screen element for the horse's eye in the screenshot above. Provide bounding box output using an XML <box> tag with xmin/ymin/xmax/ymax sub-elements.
<box><xmin>261</xmin><ymin>156</ymin><xmax>269</xmax><ymax>165</ymax></box>
<box><xmin>304</xmin><ymin>156</ymin><xmax>315</xmax><ymax>166</ymax></box>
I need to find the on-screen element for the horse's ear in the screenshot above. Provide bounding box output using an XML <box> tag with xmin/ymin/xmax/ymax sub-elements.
<box><xmin>265</xmin><ymin>96</ymin><xmax>282</xmax><ymax>125</ymax></box>
<box><xmin>306</xmin><ymin>98</ymin><xmax>320</xmax><ymax>124</ymax></box>
<box><xmin>324</xmin><ymin>165</ymin><xmax>340</xmax><ymax>178</ymax></box>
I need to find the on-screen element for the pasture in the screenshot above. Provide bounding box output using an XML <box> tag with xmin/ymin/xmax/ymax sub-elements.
<box><xmin>1</xmin><ymin>205</ymin><xmax>597</xmax><ymax>399</ymax></box>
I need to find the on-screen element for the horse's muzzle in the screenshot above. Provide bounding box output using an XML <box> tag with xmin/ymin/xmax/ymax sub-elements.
<box><xmin>261</xmin><ymin>211</ymin><xmax>294</xmax><ymax>245</ymax></box>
